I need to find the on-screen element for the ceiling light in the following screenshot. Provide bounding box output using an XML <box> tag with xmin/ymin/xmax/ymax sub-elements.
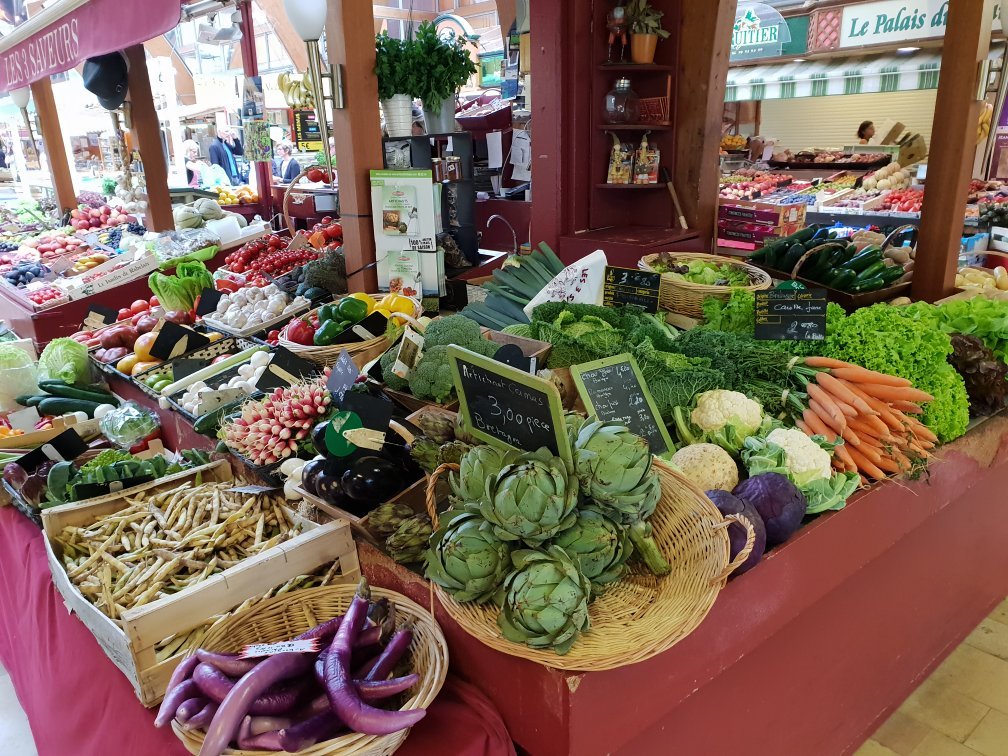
<box><xmin>283</xmin><ymin>0</ymin><xmax>326</xmax><ymax>42</ymax></box>
<box><xmin>897</xmin><ymin>46</ymin><xmax>920</xmax><ymax>53</ymax></box>
<box><xmin>792</xmin><ymin>58</ymin><xmax>806</xmax><ymax>63</ymax></box>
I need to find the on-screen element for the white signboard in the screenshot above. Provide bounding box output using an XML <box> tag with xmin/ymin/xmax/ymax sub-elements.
<box><xmin>193</xmin><ymin>73</ymin><xmax>241</xmax><ymax>111</ymax></box>
<box><xmin>840</xmin><ymin>0</ymin><xmax>1001</xmax><ymax>48</ymax></box>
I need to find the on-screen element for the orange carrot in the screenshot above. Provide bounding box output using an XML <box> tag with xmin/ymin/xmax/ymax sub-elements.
<box><xmin>815</xmin><ymin>372</ymin><xmax>873</xmax><ymax>414</ymax></box>
<box><xmin>905</xmin><ymin>418</ymin><xmax>938</xmax><ymax>443</ymax></box>
<box><xmin>807</xmin><ymin>385</ymin><xmax>848</xmax><ymax>429</ymax></box>
<box><xmin>838</xmin><ymin>423</ymin><xmax>864</xmax><ymax>449</ymax></box>
<box><xmin>829</xmin><ymin>366</ymin><xmax>914</xmax><ymax>388</ymax></box>
<box><xmin>795</xmin><ymin>419</ymin><xmax>812</xmax><ymax>435</ymax></box>
<box><xmin>803</xmin><ymin>408</ymin><xmax>837</xmax><ymax>440</ymax></box>
<box><xmin>873</xmin><ymin>455</ymin><xmax>903</xmax><ymax>474</ymax></box>
<box><xmin>853</xmin><ymin>439</ymin><xmax>884</xmax><ymax>465</ymax></box>
<box><xmin>833</xmin><ymin>441</ymin><xmax>856</xmax><ymax>470</ymax></box>
<box><xmin>862</xmin><ymin>414</ymin><xmax>891</xmax><ymax>437</ymax></box>
<box><xmin>848</xmin><ymin>386</ymin><xmax>903</xmax><ymax>431</ymax></box>
<box><xmin>809</xmin><ymin>399</ymin><xmax>847</xmax><ymax>437</ymax></box>
<box><xmin>847</xmin><ymin>417</ymin><xmax>889</xmax><ymax>441</ymax></box>
<box><xmin>890</xmin><ymin>400</ymin><xmax>923</xmax><ymax>415</ymax></box>
<box><xmin>847</xmin><ymin>445</ymin><xmax>886</xmax><ymax>479</ymax></box>
<box><xmin>854</xmin><ymin>383</ymin><xmax>934</xmax><ymax>404</ymax></box>
<box><xmin>802</xmin><ymin>356</ymin><xmax>854</xmax><ymax>369</ymax></box>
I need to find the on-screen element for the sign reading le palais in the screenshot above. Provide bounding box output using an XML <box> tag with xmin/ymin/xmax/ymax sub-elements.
<box><xmin>840</xmin><ymin>0</ymin><xmax>1003</xmax><ymax>48</ymax></box>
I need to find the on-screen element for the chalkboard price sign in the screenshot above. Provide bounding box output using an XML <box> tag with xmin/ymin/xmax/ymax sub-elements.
<box><xmin>602</xmin><ymin>266</ymin><xmax>661</xmax><ymax>312</ymax></box>
<box><xmin>754</xmin><ymin>287</ymin><xmax>827</xmax><ymax>342</ymax></box>
<box><xmin>571</xmin><ymin>353</ymin><xmax>673</xmax><ymax>455</ymax></box>
<box><xmin>448</xmin><ymin>345</ymin><xmax>570</xmax><ymax>459</ymax></box>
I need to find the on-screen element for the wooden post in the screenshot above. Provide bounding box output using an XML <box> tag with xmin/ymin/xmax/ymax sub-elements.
<box><xmin>238</xmin><ymin>0</ymin><xmax>274</xmax><ymax>220</ymax></box>
<box><xmin>325</xmin><ymin>0</ymin><xmax>380</xmax><ymax>293</ymax></box>
<box><xmin>28</xmin><ymin>77</ymin><xmax>75</xmax><ymax>213</ymax></box>
<box><xmin>913</xmin><ymin>0</ymin><xmax>994</xmax><ymax>302</ymax></box>
<box><xmin>124</xmin><ymin>45</ymin><xmax>173</xmax><ymax>232</ymax></box>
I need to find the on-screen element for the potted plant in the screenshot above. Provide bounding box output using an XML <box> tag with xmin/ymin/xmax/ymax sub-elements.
<box><xmin>626</xmin><ymin>0</ymin><xmax>670</xmax><ymax>64</ymax></box>
<box><xmin>409</xmin><ymin>21</ymin><xmax>477</xmax><ymax>134</ymax></box>
<box><xmin>375</xmin><ymin>32</ymin><xmax>415</xmax><ymax>137</ymax></box>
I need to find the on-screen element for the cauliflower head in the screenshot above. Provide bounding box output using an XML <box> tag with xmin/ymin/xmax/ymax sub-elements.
<box><xmin>670</xmin><ymin>443</ymin><xmax>739</xmax><ymax>492</ymax></box>
<box><xmin>691</xmin><ymin>390</ymin><xmax>763</xmax><ymax>436</ymax></box>
<box><xmin>765</xmin><ymin>427</ymin><xmax>832</xmax><ymax>486</ymax></box>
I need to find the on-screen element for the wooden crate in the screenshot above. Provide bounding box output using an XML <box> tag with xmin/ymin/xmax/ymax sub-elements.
<box><xmin>42</xmin><ymin>460</ymin><xmax>360</xmax><ymax>706</ymax></box>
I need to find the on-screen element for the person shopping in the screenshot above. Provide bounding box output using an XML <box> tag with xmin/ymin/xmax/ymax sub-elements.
<box><xmin>272</xmin><ymin>142</ymin><xmax>301</xmax><ymax>183</ymax></box>
<box><xmin>183</xmin><ymin>140</ymin><xmax>210</xmax><ymax>188</ymax></box>
<box><xmin>857</xmin><ymin>121</ymin><xmax>875</xmax><ymax>144</ymax></box>
<box><xmin>209</xmin><ymin>127</ymin><xmax>244</xmax><ymax>185</ymax></box>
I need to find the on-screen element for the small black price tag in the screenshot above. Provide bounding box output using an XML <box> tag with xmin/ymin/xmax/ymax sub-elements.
<box><xmin>149</xmin><ymin>321</ymin><xmax>211</xmax><ymax>361</ymax></box>
<box><xmin>16</xmin><ymin>427</ymin><xmax>89</xmax><ymax>474</ymax></box>
<box><xmin>602</xmin><ymin>266</ymin><xmax>661</xmax><ymax>313</ymax></box>
<box><xmin>492</xmin><ymin>342</ymin><xmax>534</xmax><ymax>374</ymax></box>
<box><xmin>342</xmin><ymin>393</ymin><xmax>393</xmax><ymax>437</ymax></box>
<box><xmin>348</xmin><ymin>311</ymin><xmax>390</xmax><ymax>342</ymax></box>
<box><xmin>255</xmin><ymin>346</ymin><xmax>320</xmax><ymax>391</ymax></box>
<box><xmin>80</xmin><ymin>304</ymin><xmax>119</xmax><ymax>331</ymax></box>
<box><xmin>171</xmin><ymin>359</ymin><xmax>206</xmax><ymax>383</ymax></box>
<box><xmin>195</xmin><ymin>287</ymin><xmax>225</xmax><ymax>317</ymax></box>
<box><xmin>754</xmin><ymin>287</ymin><xmax>828</xmax><ymax>342</ymax></box>
<box><xmin>327</xmin><ymin>350</ymin><xmax>360</xmax><ymax>405</ymax></box>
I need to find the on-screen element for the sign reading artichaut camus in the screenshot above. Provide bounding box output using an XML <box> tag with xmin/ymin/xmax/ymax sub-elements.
<box><xmin>730</xmin><ymin>2</ymin><xmax>791</xmax><ymax>62</ymax></box>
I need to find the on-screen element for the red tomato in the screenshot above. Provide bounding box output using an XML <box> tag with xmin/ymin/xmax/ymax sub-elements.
<box><xmin>117</xmin><ymin>308</ymin><xmax>131</xmax><ymax>321</ymax></box>
<box><xmin>130</xmin><ymin>299</ymin><xmax>149</xmax><ymax>314</ymax></box>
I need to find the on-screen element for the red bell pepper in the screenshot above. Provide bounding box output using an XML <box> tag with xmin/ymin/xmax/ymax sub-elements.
<box><xmin>284</xmin><ymin>317</ymin><xmax>316</xmax><ymax>346</ymax></box>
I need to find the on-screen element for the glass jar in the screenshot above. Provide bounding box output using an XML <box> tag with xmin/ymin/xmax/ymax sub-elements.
<box><xmin>603</xmin><ymin>78</ymin><xmax>640</xmax><ymax>124</ymax></box>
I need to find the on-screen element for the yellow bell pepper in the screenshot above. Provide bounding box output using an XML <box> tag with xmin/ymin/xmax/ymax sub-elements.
<box><xmin>347</xmin><ymin>292</ymin><xmax>375</xmax><ymax>314</ymax></box>
<box><xmin>379</xmin><ymin>293</ymin><xmax>415</xmax><ymax>316</ymax></box>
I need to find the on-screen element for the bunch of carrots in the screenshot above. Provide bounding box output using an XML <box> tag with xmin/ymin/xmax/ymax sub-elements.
<box><xmin>793</xmin><ymin>356</ymin><xmax>938</xmax><ymax>484</ymax></box>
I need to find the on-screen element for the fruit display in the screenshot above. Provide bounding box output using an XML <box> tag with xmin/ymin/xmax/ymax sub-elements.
<box><xmin>861</xmin><ymin>161</ymin><xmax>911</xmax><ymax>192</ymax></box>
<box><xmin>772</xmin><ymin>149</ymin><xmax>889</xmax><ymax>166</ymax></box>
<box><xmin>278</xmin><ymin>71</ymin><xmax>316</xmax><ymax>109</ymax></box>
<box><xmin>173</xmin><ymin>198</ymin><xmax>232</xmax><ymax>230</ymax></box>
<box><xmin>21</xmin><ymin>231</ymin><xmax>88</xmax><ymax>262</ymax></box>
<box><xmin>222</xmin><ymin>234</ymin><xmax>321</xmax><ymax>287</ymax></box>
<box><xmin>720</xmin><ymin>133</ymin><xmax>747</xmax><ymax>151</ymax></box>
<box><xmin>825</xmin><ymin>189</ymin><xmax>887</xmax><ymax>209</ymax></box>
<box><xmin>280</xmin><ymin>292</ymin><xmax>387</xmax><ymax>346</ymax></box>
<box><xmin>68</xmin><ymin>204</ymin><xmax>135</xmax><ymax>232</ymax></box>
<box><xmin>26</xmin><ymin>285</ymin><xmax>66</xmax><ymax>308</ymax></box>
<box><xmin>67</xmin><ymin>251</ymin><xmax>114</xmax><ymax>275</ymax></box>
<box><xmin>203</xmin><ymin>283</ymin><xmax>311</xmax><ymax>334</ymax></box>
<box><xmin>956</xmin><ymin>265</ymin><xmax>1008</xmax><ymax>296</ymax></box>
<box><xmin>879</xmin><ymin>188</ymin><xmax>924</xmax><ymax>213</ymax></box>
<box><xmin>215</xmin><ymin>185</ymin><xmax>259</xmax><ymax>206</ymax></box>
<box><xmin>4</xmin><ymin>261</ymin><xmax>51</xmax><ymax>288</ymax></box>
<box><xmin>304</xmin><ymin>167</ymin><xmax>333</xmax><ymax>184</ymax></box>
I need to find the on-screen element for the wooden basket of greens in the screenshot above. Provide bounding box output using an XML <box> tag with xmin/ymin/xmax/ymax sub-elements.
<box><xmin>638</xmin><ymin>251</ymin><xmax>771</xmax><ymax>317</ymax></box>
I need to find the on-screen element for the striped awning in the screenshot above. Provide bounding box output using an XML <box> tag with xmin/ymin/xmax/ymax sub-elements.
<box><xmin>725</xmin><ymin>51</ymin><xmax>944</xmax><ymax>102</ymax></box>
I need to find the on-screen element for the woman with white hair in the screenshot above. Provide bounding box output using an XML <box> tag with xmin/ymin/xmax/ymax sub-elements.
<box><xmin>183</xmin><ymin>139</ymin><xmax>208</xmax><ymax>188</ymax></box>
<box><xmin>272</xmin><ymin>141</ymin><xmax>300</xmax><ymax>183</ymax></box>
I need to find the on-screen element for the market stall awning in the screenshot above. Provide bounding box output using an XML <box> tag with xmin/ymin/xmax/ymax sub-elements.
<box><xmin>725</xmin><ymin>51</ymin><xmax>946</xmax><ymax>102</ymax></box>
<box><xmin>0</xmin><ymin>0</ymin><xmax>182</xmax><ymax>93</ymax></box>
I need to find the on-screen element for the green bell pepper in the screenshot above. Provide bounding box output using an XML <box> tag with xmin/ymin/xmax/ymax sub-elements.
<box><xmin>336</xmin><ymin>296</ymin><xmax>370</xmax><ymax>324</ymax></box>
<box><xmin>314</xmin><ymin>319</ymin><xmax>347</xmax><ymax>346</ymax></box>
<box><xmin>317</xmin><ymin>304</ymin><xmax>338</xmax><ymax>323</ymax></box>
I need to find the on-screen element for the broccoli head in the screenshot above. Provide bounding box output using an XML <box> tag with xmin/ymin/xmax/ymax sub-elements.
<box><xmin>379</xmin><ymin>348</ymin><xmax>408</xmax><ymax>391</ymax></box>
<box><xmin>423</xmin><ymin>314</ymin><xmax>483</xmax><ymax>349</ymax></box>
<box><xmin>408</xmin><ymin>345</ymin><xmax>456</xmax><ymax>403</ymax></box>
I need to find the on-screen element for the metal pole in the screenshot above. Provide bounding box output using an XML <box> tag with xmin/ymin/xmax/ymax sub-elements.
<box><xmin>305</xmin><ymin>38</ymin><xmax>334</xmax><ymax>187</ymax></box>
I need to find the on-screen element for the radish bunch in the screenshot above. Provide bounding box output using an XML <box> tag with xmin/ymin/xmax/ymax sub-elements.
<box><xmin>222</xmin><ymin>376</ymin><xmax>332</xmax><ymax>465</ymax></box>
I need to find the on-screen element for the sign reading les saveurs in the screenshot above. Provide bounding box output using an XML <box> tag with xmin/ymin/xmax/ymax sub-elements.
<box><xmin>2</xmin><ymin>17</ymin><xmax>78</xmax><ymax>90</ymax></box>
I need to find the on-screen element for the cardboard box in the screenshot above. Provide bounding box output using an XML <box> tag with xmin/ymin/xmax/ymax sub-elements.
<box><xmin>717</xmin><ymin>220</ymin><xmax>802</xmax><ymax>244</ymax></box>
<box><xmin>718</xmin><ymin>199</ymin><xmax>807</xmax><ymax>226</ymax></box>
<box><xmin>42</xmin><ymin>460</ymin><xmax>360</xmax><ymax>705</ymax></box>
<box><xmin>66</xmin><ymin>253</ymin><xmax>160</xmax><ymax>301</ymax></box>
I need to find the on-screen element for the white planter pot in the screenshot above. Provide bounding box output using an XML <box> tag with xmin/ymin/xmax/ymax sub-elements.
<box><xmin>423</xmin><ymin>95</ymin><xmax>458</xmax><ymax>134</ymax></box>
<box><xmin>381</xmin><ymin>94</ymin><xmax>413</xmax><ymax>138</ymax></box>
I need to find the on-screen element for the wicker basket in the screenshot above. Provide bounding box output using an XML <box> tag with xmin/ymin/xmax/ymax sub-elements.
<box><xmin>638</xmin><ymin>252</ymin><xmax>772</xmax><ymax>317</ymax></box>
<box><xmin>424</xmin><ymin>458</ymin><xmax>754</xmax><ymax>671</ymax></box>
<box><xmin>279</xmin><ymin>295</ymin><xmax>423</xmax><ymax>369</ymax></box>
<box><xmin>171</xmin><ymin>584</ymin><xmax>448</xmax><ymax>756</ymax></box>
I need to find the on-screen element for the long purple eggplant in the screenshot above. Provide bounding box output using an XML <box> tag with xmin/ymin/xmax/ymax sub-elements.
<box><xmin>356</xmin><ymin>674</ymin><xmax>420</xmax><ymax>700</ymax></box>
<box><xmin>197</xmin><ymin>582</ymin><xmax>367</xmax><ymax>756</ymax></box>
<box><xmin>364</xmin><ymin>624</ymin><xmax>413</xmax><ymax>682</ymax></box>
<box><xmin>323</xmin><ymin>582</ymin><xmax>426</xmax><ymax>736</ymax></box>
<box><xmin>174</xmin><ymin>698</ymin><xmax>207</xmax><ymax>726</ymax></box>
<box><xmin>183</xmin><ymin>702</ymin><xmax>219</xmax><ymax>731</ymax></box>
<box><xmin>238</xmin><ymin>729</ymin><xmax>284</xmax><ymax>750</ymax></box>
<box><xmin>195</xmin><ymin>649</ymin><xmax>257</xmax><ymax>678</ymax></box>
<box><xmin>250</xmin><ymin>715</ymin><xmax>293</xmax><ymax>736</ymax></box>
<box><xmin>155</xmin><ymin>656</ymin><xmax>200</xmax><ymax>727</ymax></box>
<box><xmin>192</xmin><ymin>663</ymin><xmax>306</xmax><ymax>714</ymax></box>
<box><xmin>278</xmin><ymin>711</ymin><xmax>344</xmax><ymax>752</ymax></box>
<box><xmin>155</xmin><ymin>677</ymin><xmax>198</xmax><ymax>728</ymax></box>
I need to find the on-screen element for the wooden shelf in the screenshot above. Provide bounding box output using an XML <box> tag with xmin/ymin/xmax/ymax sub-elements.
<box><xmin>597</xmin><ymin>122</ymin><xmax>672</xmax><ymax>131</ymax></box>
<box><xmin>598</xmin><ymin>63</ymin><xmax>674</xmax><ymax>73</ymax></box>
<box><xmin>594</xmin><ymin>183</ymin><xmax>665</xmax><ymax>190</ymax></box>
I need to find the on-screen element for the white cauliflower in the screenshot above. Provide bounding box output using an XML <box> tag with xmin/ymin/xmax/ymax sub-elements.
<box><xmin>670</xmin><ymin>443</ymin><xmax>739</xmax><ymax>492</ymax></box>
<box><xmin>691</xmin><ymin>390</ymin><xmax>764</xmax><ymax>436</ymax></box>
<box><xmin>766</xmin><ymin>427</ymin><xmax>831</xmax><ymax>485</ymax></box>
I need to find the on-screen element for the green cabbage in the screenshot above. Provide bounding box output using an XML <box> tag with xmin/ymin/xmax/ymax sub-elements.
<box><xmin>0</xmin><ymin>344</ymin><xmax>32</xmax><ymax>370</ymax></box>
<box><xmin>37</xmin><ymin>338</ymin><xmax>90</xmax><ymax>384</ymax></box>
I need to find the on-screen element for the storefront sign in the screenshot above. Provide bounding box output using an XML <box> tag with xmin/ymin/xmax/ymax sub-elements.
<box><xmin>0</xmin><ymin>0</ymin><xmax>181</xmax><ymax>93</ymax></box>
<box><xmin>840</xmin><ymin>0</ymin><xmax>1001</xmax><ymax>48</ymax></box>
<box><xmin>194</xmin><ymin>73</ymin><xmax>241</xmax><ymax>112</ymax></box>
<box><xmin>731</xmin><ymin>2</ymin><xmax>791</xmax><ymax>62</ymax></box>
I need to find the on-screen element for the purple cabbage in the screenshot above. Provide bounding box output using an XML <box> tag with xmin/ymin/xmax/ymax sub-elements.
<box><xmin>706</xmin><ymin>489</ymin><xmax>767</xmax><ymax>576</ymax></box>
<box><xmin>732</xmin><ymin>472</ymin><xmax>806</xmax><ymax>547</ymax></box>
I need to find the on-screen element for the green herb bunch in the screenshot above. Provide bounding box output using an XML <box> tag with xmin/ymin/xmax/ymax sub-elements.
<box><xmin>625</xmin><ymin>0</ymin><xmax>670</xmax><ymax>38</ymax></box>
<box><xmin>375</xmin><ymin>32</ymin><xmax>413</xmax><ymax>101</ymax></box>
<box><xmin>406</xmin><ymin>22</ymin><xmax>477</xmax><ymax>106</ymax></box>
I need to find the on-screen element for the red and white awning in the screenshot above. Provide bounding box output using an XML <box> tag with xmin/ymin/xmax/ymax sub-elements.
<box><xmin>0</xmin><ymin>0</ymin><xmax>182</xmax><ymax>93</ymax></box>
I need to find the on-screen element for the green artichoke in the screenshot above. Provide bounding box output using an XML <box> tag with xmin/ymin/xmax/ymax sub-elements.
<box><xmin>425</xmin><ymin>509</ymin><xmax>512</xmax><ymax>603</ymax></box>
<box><xmin>438</xmin><ymin>440</ymin><xmax>472</xmax><ymax>466</ymax></box>
<box><xmin>368</xmin><ymin>501</ymin><xmax>415</xmax><ymax>538</ymax></box>
<box><xmin>564</xmin><ymin>411</ymin><xmax>586</xmax><ymax>450</ymax></box>
<box><xmin>552</xmin><ymin>507</ymin><xmax>632</xmax><ymax>590</ymax></box>
<box><xmin>477</xmin><ymin>449</ymin><xmax>578</xmax><ymax>546</ymax></box>
<box><xmin>410</xmin><ymin>438</ymin><xmax>441</xmax><ymax>474</ymax></box>
<box><xmin>418</xmin><ymin>411</ymin><xmax>455</xmax><ymax>444</ymax></box>
<box><xmin>573</xmin><ymin>418</ymin><xmax>668</xmax><ymax>576</ymax></box>
<box><xmin>450</xmin><ymin>445</ymin><xmax>517</xmax><ymax>505</ymax></box>
<box><xmin>386</xmin><ymin>515</ymin><xmax>433</xmax><ymax>565</ymax></box>
<box><xmin>497</xmin><ymin>546</ymin><xmax>592</xmax><ymax>655</ymax></box>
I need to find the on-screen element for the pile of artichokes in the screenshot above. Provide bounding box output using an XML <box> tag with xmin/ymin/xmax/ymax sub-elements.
<box><xmin>424</xmin><ymin>416</ymin><xmax>668</xmax><ymax>655</ymax></box>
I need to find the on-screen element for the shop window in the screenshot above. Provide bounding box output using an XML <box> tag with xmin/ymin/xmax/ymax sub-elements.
<box><xmin>843</xmin><ymin>70</ymin><xmax>862</xmax><ymax>96</ymax></box>
<box><xmin>880</xmin><ymin>65</ymin><xmax>900</xmax><ymax>93</ymax></box>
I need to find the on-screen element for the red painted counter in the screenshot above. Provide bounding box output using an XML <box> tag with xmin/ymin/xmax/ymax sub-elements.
<box><xmin>360</xmin><ymin>415</ymin><xmax>1008</xmax><ymax>756</ymax></box>
<box><xmin>0</xmin><ymin>506</ymin><xmax>515</xmax><ymax>756</ymax></box>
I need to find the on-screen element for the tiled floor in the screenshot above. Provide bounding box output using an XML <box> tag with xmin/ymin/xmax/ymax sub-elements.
<box><xmin>0</xmin><ymin>602</ymin><xmax>1006</xmax><ymax>755</ymax></box>
<box><xmin>859</xmin><ymin>597</ymin><xmax>1008</xmax><ymax>756</ymax></box>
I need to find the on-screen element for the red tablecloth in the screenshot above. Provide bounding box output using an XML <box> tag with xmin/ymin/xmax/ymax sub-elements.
<box><xmin>0</xmin><ymin>506</ymin><xmax>514</xmax><ymax>756</ymax></box>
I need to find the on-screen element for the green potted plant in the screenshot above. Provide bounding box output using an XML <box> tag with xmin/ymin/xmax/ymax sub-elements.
<box><xmin>409</xmin><ymin>21</ymin><xmax>477</xmax><ymax>133</ymax></box>
<box><xmin>375</xmin><ymin>32</ymin><xmax>415</xmax><ymax>137</ymax></box>
<box><xmin>626</xmin><ymin>0</ymin><xmax>670</xmax><ymax>64</ymax></box>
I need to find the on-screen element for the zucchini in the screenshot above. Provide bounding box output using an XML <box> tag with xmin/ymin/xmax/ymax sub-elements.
<box><xmin>881</xmin><ymin>264</ymin><xmax>907</xmax><ymax>284</ymax></box>
<box><xmin>37</xmin><ymin>397</ymin><xmax>102</xmax><ymax>418</ymax></box>
<box><xmin>828</xmin><ymin>269</ymin><xmax>857</xmax><ymax>292</ymax></box>
<box><xmin>764</xmin><ymin>242</ymin><xmax>786</xmax><ymax>268</ymax></box>
<box><xmin>781</xmin><ymin>243</ymin><xmax>806</xmax><ymax>271</ymax></box>
<box><xmin>857</xmin><ymin>260</ymin><xmax>887</xmax><ymax>281</ymax></box>
<box><xmin>792</xmin><ymin>225</ymin><xmax>820</xmax><ymax>244</ymax></box>
<box><xmin>804</xmin><ymin>244</ymin><xmax>843</xmax><ymax>279</ymax></box>
<box><xmin>193</xmin><ymin>401</ymin><xmax>244</xmax><ymax>436</ymax></box>
<box><xmin>850</xmin><ymin>275</ymin><xmax>886</xmax><ymax>293</ymax></box>
<box><xmin>840</xmin><ymin>249</ymin><xmax>882</xmax><ymax>273</ymax></box>
<box><xmin>38</xmin><ymin>381</ymin><xmax>119</xmax><ymax>405</ymax></box>
<box><xmin>16</xmin><ymin>395</ymin><xmax>45</xmax><ymax>407</ymax></box>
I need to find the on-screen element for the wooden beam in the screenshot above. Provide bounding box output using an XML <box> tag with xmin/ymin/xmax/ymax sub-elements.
<box><xmin>674</xmin><ymin>0</ymin><xmax>736</xmax><ymax>247</ymax></box>
<box><xmin>124</xmin><ymin>46</ymin><xmax>174</xmax><ymax>232</ymax></box>
<box><xmin>255</xmin><ymin>0</ymin><xmax>309</xmax><ymax>72</ymax></box>
<box><xmin>28</xmin><ymin>77</ymin><xmax>75</xmax><ymax>213</ymax></box>
<box><xmin>327</xmin><ymin>0</ymin><xmax>380</xmax><ymax>293</ymax></box>
<box><xmin>238</xmin><ymin>0</ymin><xmax>274</xmax><ymax>220</ymax></box>
<box><xmin>913</xmin><ymin>0</ymin><xmax>993</xmax><ymax>302</ymax></box>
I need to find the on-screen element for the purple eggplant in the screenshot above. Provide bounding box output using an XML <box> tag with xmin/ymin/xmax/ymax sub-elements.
<box><xmin>356</xmin><ymin>674</ymin><xmax>420</xmax><ymax>700</ymax></box>
<box><xmin>183</xmin><ymin>701</ymin><xmax>218</xmax><ymax>731</ymax></box>
<box><xmin>364</xmin><ymin>624</ymin><xmax>413</xmax><ymax>682</ymax></box>
<box><xmin>174</xmin><ymin>698</ymin><xmax>207</xmax><ymax>726</ymax></box>
<box><xmin>155</xmin><ymin>674</ymin><xmax>198</xmax><ymax>728</ymax></box>
<box><xmin>195</xmin><ymin>649</ymin><xmax>257</xmax><ymax>678</ymax></box>
<box><xmin>238</xmin><ymin>729</ymin><xmax>284</xmax><ymax>750</ymax></box>
<box><xmin>192</xmin><ymin>662</ymin><xmax>306</xmax><ymax>714</ymax></box>
<box><xmin>250</xmin><ymin>716</ymin><xmax>293</xmax><ymax>737</ymax></box>
<box><xmin>323</xmin><ymin>580</ymin><xmax>426</xmax><ymax>735</ymax></box>
<box><xmin>278</xmin><ymin>712</ymin><xmax>344</xmax><ymax>752</ymax></box>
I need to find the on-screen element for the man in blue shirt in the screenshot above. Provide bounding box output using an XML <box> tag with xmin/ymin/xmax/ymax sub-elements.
<box><xmin>208</xmin><ymin>127</ymin><xmax>244</xmax><ymax>185</ymax></box>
